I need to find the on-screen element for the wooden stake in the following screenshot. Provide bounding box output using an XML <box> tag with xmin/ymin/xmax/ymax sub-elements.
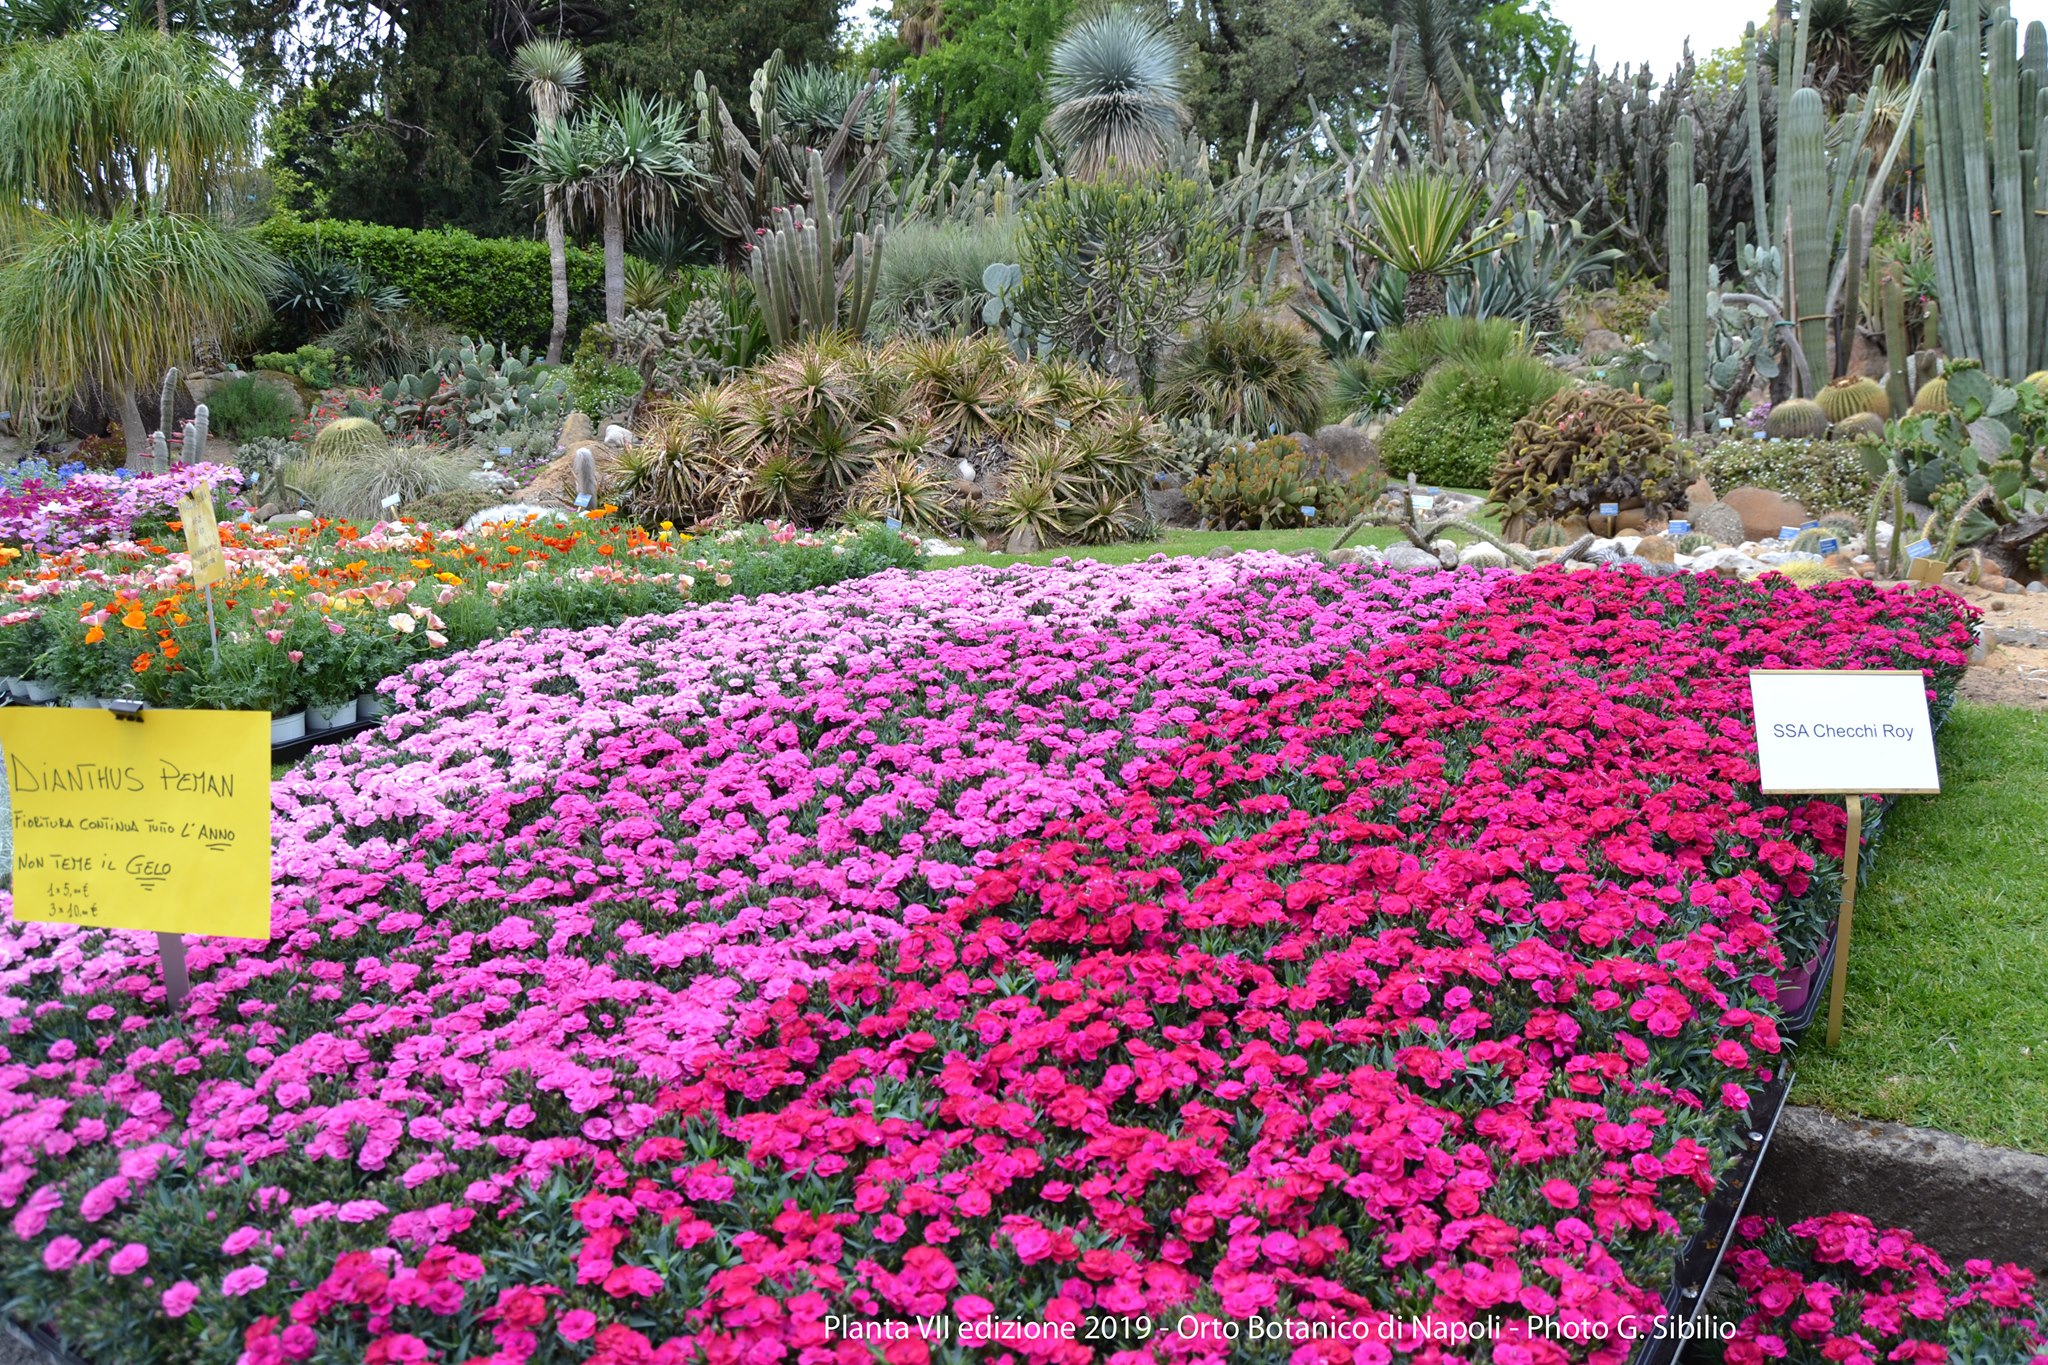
<box><xmin>1824</xmin><ymin>795</ymin><xmax>1863</xmax><ymax>1048</ymax></box>
<box><xmin>157</xmin><ymin>931</ymin><xmax>189</xmax><ymax>1009</ymax></box>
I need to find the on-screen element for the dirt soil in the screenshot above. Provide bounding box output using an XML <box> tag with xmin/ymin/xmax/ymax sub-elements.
<box><xmin>1952</xmin><ymin>583</ymin><xmax>2048</xmax><ymax>711</ymax></box>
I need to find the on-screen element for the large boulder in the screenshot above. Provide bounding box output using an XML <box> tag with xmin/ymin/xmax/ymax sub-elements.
<box><xmin>1303</xmin><ymin>424</ymin><xmax>1380</xmax><ymax>482</ymax></box>
<box><xmin>1381</xmin><ymin>543</ymin><xmax>1442</xmax><ymax>572</ymax></box>
<box><xmin>1144</xmin><ymin>484</ymin><xmax>1199</xmax><ymax>528</ymax></box>
<box><xmin>1722</xmin><ymin>485</ymin><xmax>1812</xmax><ymax>542</ymax></box>
<box><xmin>1691</xmin><ymin>501</ymin><xmax>1747</xmax><ymax>546</ymax></box>
<box><xmin>249</xmin><ymin>369</ymin><xmax>312</xmax><ymax>418</ymax></box>
<box><xmin>1581</xmin><ymin>328</ymin><xmax>1628</xmax><ymax>361</ymax></box>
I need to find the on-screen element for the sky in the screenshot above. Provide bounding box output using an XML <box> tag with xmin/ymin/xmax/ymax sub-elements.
<box><xmin>1546</xmin><ymin>0</ymin><xmax>2048</xmax><ymax>75</ymax></box>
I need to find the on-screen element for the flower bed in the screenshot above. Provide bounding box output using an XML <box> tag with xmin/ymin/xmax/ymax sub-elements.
<box><xmin>0</xmin><ymin>561</ymin><xmax>2001</xmax><ymax>1365</ymax></box>
<box><xmin>0</xmin><ymin>461</ymin><xmax>245</xmax><ymax>554</ymax></box>
<box><xmin>0</xmin><ymin>515</ymin><xmax>921</xmax><ymax>711</ymax></box>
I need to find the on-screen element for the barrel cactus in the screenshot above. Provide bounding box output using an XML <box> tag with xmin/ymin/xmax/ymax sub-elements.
<box><xmin>1788</xmin><ymin>528</ymin><xmax>1828</xmax><ymax>553</ymax></box>
<box><xmin>1764</xmin><ymin>398</ymin><xmax>1832</xmax><ymax>440</ymax></box>
<box><xmin>1777</xmin><ymin>560</ymin><xmax>1854</xmax><ymax>587</ymax></box>
<box><xmin>1832</xmin><ymin>410</ymin><xmax>1885</xmax><ymax>439</ymax></box>
<box><xmin>2025</xmin><ymin>372</ymin><xmax>2048</xmax><ymax>397</ymax></box>
<box><xmin>1677</xmin><ymin>531</ymin><xmax>1716</xmax><ymax>555</ymax></box>
<box><xmin>1912</xmin><ymin>378</ymin><xmax>1950</xmax><ymax>414</ymax></box>
<box><xmin>1816</xmin><ymin>376</ymin><xmax>1889</xmax><ymax>423</ymax></box>
<box><xmin>1524</xmin><ymin>520</ymin><xmax>1572</xmax><ymax>549</ymax></box>
<box><xmin>309</xmin><ymin>417</ymin><xmax>385</xmax><ymax>462</ymax></box>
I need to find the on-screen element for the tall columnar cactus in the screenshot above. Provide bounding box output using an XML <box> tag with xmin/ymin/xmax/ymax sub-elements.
<box><xmin>1743</xmin><ymin>24</ymin><xmax>1769</xmax><ymax>250</ymax></box>
<box><xmin>1882</xmin><ymin>273</ymin><xmax>1912</xmax><ymax>416</ymax></box>
<box><xmin>1666</xmin><ymin>117</ymin><xmax>1707</xmax><ymax>436</ymax></box>
<box><xmin>158</xmin><ymin>366</ymin><xmax>180</xmax><ymax>435</ymax></box>
<box><xmin>746</xmin><ymin>150</ymin><xmax>884</xmax><ymax>348</ymax></box>
<box><xmin>180</xmin><ymin>404</ymin><xmax>208</xmax><ymax>466</ymax></box>
<box><xmin>149</xmin><ymin>430</ymin><xmax>169</xmax><ymax>477</ymax></box>
<box><xmin>1833</xmin><ymin>203</ymin><xmax>1867</xmax><ymax>381</ymax></box>
<box><xmin>1923</xmin><ymin>4</ymin><xmax>2048</xmax><ymax>379</ymax></box>
<box><xmin>1782</xmin><ymin>89</ymin><xmax>1830</xmax><ymax>393</ymax></box>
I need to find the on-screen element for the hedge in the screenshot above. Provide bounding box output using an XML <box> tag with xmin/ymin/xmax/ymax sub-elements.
<box><xmin>253</xmin><ymin>215</ymin><xmax>608</xmax><ymax>354</ymax></box>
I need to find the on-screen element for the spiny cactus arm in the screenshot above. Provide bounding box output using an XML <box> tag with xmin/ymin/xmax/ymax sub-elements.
<box><xmin>150</xmin><ymin>431</ymin><xmax>168</xmax><ymax>477</ymax></box>
<box><xmin>1991</xmin><ymin>18</ymin><xmax>2031</xmax><ymax>377</ymax></box>
<box><xmin>158</xmin><ymin>367</ymin><xmax>180</xmax><ymax>435</ymax></box>
<box><xmin>1743</xmin><ymin>25</ymin><xmax>1769</xmax><ymax>248</ymax></box>
<box><xmin>1329</xmin><ymin>508</ymin><xmax>1430</xmax><ymax>554</ymax></box>
<box><xmin>1418</xmin><ymin>515</ymin><xmax>1538</xmax><ymax>569</ymax></box>
<box><xmin>1720</xmin><ymin>293</ymin><xmax>1814</xmax><ymax>395</ymax></box>
<box><xmin>1939</xmin><ymin>483</ymin><xmax>2001</xmax><ymax>563</ymax></box>
<box><xmin>1864</xmin><ymin>468</ymin><xmax>1896</xmax><ymax>572</ymax></box>
<box><xmin>1560</xmin><ymin>533</ymin><xmax>1598</xmax><ymax>563</ymax></box>
<box><xmin>1833</xmin><ymin>204</ymin><xmax>1867</xmax><ymax>383</ymax></box>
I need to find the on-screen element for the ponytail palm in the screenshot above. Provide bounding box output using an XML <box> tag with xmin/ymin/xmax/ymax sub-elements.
<box><xmin>512</xmin><ymin>37</ymin><xmax>585</xmax><ymax>363</ymax></box>
<box><xmin>1043</xmin><ymin>6</ymin><xmax>1190</xmax><ymax>178</ymax></box>
<box><xmin>1356</xmin><ymin>169</ymin><xmax>1510</xmax><ymax>322</ymax></box>
<box><xmin>0</xmin><ymin>210</ymin><xmax>279</xmax><ymax>456</ymax></box>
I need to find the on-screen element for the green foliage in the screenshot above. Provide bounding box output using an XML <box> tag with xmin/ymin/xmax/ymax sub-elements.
<box><xmin>1489</xmin><ymin>384</ymin><xmax>1690</xmax><ymax>528</ymax></box>
<box><xmin>895</xmin><ymin>0</ymin><xmax>1078</xmax><ymax>170</ymax></box>
<box><xmin>376</xmin><ymin>338</ymin><xmax>570</xmax><ymax>441</ymax></box>
<box><xmin>1182</xmin><ymin>434</ymin><xmax>1378</xmax><ymax>530</ymax></box>
<box><xmin>1155</xmin><ymin>313</ymin><xmax>1331</xmax><ymax>436</ymax></box>
<box><xmin>565</xmin><ymin>334</ymin><xmax>646</xmax><ymax>422</ymax></box>
<box><xmin>1043</xmin><ymin>6</ymin><xmax>1190</xmax><ymax>176</ymax></box>
<box><xmin>204</xmin><ymin>375</ymin><xmax>298</xmax><ymax>442</ymax></box>
<box><xmin>1379</xmin><ymin>355</ymin><xmax>1569</xmax><ymax>489</ymax></box>
<box><xmin>747</xmin><ymin>154</ymin><xmax>884</xmax><ymax>348</ymax></box>
<box><xmin>1698</xmin><ymin>438</ymin><xmax>1880</xmax><ymax>513</ymax></box>
<box><xmin>1357</xmin><ymin>168</ymin><xmax>1507</xmax><ymax>280</ymax></box>
<box><xmin>251</xmin><ymin>346</ymin><xmax>338</xmax><ymax>390</ymax></box>
<box><xmin>1370</xmin><ymin>316</ymin><xmax>1529</xmax><ymax>397</ymax></box>
<box><xmin>251</xmin><ymin>216</ymin><xmax>606</xmax><ymax>355</ymax></box>
<box><xmin>1016</xmin><ymin>174</ymin><xmax>1236</xmax><ymax>389</ymax></box>
<box><xmin>873</xmin><ymin>219</ymin><xmax>1020</xmax><ymax>339</ymax></box>
<box><xmin>1878</xmin><ymin>360</ymin><xmax>2048</xmax><ymax>543</ymax></box>
<box><xmin>1173</xmin><ymin>0</ymin><xmax>1387</xmax><ymax>159</ymax></box>
<box><xmin>286</xmin><ymin>443</ymin><xmax>476</xmax><ymax>521</ymax></box>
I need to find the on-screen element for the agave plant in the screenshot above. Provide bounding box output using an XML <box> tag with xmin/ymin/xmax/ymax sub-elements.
<box><xmin>1156</xmin><ymin>313</ymin><xmax>1331</xmax><ymax>436</ymax></box>
<box><xmin>1043</xmin><ymin>6</ymin><xmax>1190</xmax><ymax>178</ymax></box>
<box><xmin>1356</xmin><ymin>168</ymin><xmax>1511</xmax><ymax>322</ymax></box>
<box><xmin>776</xmin><ymin>63</ymin><xmax>910</xmax><ymax>165</ymax></box>
<box><xmin>991</xmin><ymin>474</ymin><xmax>1070</xmax><ymax>552</ymax></box>
<box><xmin>621</xmin><ymin>256</ymin><xmax>675</xmax><ymax>314</ymax></box>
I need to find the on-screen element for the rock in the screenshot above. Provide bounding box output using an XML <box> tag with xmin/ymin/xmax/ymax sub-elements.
<box><xmin>464</xmin><ymin>503</ymin><xmax>567</xmax><ymax>532</ymax></box>
<box><xmin>515</xmin><ymin>440</ymin><xmax>628</xmax><ymax>507</ymax></box>
<box><xmin>1581</xmin><ymin>327</ymin><xmax>1627</xmax><ymax>360</ymax></box>
<box><xmin>1203</xmin><ymin>544</ymin><xmax>1234</xmax><ymax>560</ymax></box>
<box><xmin>1429</xmin><ymin>538</ymin><xmax>1458</xmax><ymax>568</ymax></box>
<box><xmin>1689</xmin><ymin>548</ymin><xmax>1769</xmax><ymax>578</ymax></box>
<box><xmin>1304</xmin><ymin>424</ymin><xmax>1379</xmax><ymax>481</ymax></box>
<box><xmin>1558</xmin><ymin>513</ymin><xmax>1591</xmax><ymax>537</ymax></box>
<box><xmin>248</xmin><ymin>369</ymin><xmax>311</xmax><ymax>418</ymax></box>
<box><xmin>558</xmin><ymin>411</ymin><xmax>595</xmax><ymax>449</ymax></box>
<box><xmin>1692</xmin><ymin>501</ymin><xmax>1747</xmax><ymax>546</ymax></box>
<box><xmin>603</xmin><ymin>424</ymin><xmax>635</xmax><ymax>447</ymax></box>
<box><xmin>1685</xmin><ymin>475</ymin><xmax>1717</xmax><ymax>509</ymax></box>
<box><xmin>1616</xmin><ymin>507</ymin><xmax>1649</xmax><ymax>533</ymax></box>
<box><xmin>1382</xmin><ymin>543</ymin><xmax>1443</xmax><ymax>572</ymax></box>
<box><xmin>1459</xmin><ymin>542</ymin><xmax>1508</xmax><ymax>568</ymax></box>
<box><xmin>1144</xmin><ymin>485</ymin><xmax>1198</xmax><ymax>528</ymax></box>
<box><xmin>2030</xmin><ymin>580</ymin><xmax>2047</xmax><ymax>594</ymax></box>
<box><xmin>1634</xmin><ymin>534</ymin><xmax>1676</xmax><ymax>564</ymax></box>
<box><xmin>1005</xmin><ymin>524</ymin><xmax>1042</xmax><ymax>555</ymax></box>
<box><xmin>265</xmin><ymin>510</ymin><xmax>314</xmax><ymax>528</ymax></box>
<box><xmin>1581</xmin><ymin>538</ymin><xmax>1625</xmax><ymax>564</ymax></box>
<box><xmin>2007</xmin><ymin>580</ymin><xmax>2026</xmax><ymax>594</ymax></box>
<box><xmin>1980</xmin><ymin>573</ymin><xmax>2013</xmax><ymax>594</ymax></box>
<box><xmin>1990</xmin><ymin>598</ymin><xmax>2011</xmax><ymax>611</ymax></box>
<box><xmin>1722</xmin><ymin>486</ymin><xmax>1812</xmax><ymax>542</ymax></box>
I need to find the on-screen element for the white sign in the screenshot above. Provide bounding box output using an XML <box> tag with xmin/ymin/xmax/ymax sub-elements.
<box><xmin>1749</xmin><ymin>670</ymin><xmax>1940</xmax><ymax>795</ymax></box>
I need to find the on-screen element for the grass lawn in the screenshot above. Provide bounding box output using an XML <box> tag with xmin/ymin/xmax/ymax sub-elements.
<box><xmin>927</xmin><ymin>491</ymin><xmax>1501</xmax><ymax>571</ymax></box>
<box><xmin>1794</xmin><ymin>701</ymin><xmax>2048</xmax><ymax>1153</ymax></box>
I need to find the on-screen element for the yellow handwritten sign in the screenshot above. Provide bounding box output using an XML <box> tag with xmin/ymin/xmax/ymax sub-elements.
<box><xmin>178</xmin><ymin>482</ymin><xmax>225</xmax><ymax>589</ymax></box>
<box><xmin>0</xmin><ymin>710</ymin><xmax>271</xmax><ymax>939</ymax></box>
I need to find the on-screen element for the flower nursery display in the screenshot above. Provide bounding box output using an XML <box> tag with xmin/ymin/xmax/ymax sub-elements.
<box><xmin>0</xmin><ymin>514</ymin><xmax>922</xmax><ymax>714</ymax></box>
<box><xmin>0</xmin><ymin>462</ymin><xmax>246</xmax><ymax>555</ymax></box>
<box><xmin>3</xmin><ymin>555</ymin><xmax>2034</xmax><ymax>1365</ymax></box>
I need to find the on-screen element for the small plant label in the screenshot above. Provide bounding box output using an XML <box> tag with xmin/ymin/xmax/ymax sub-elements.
<box><xmin>1803</xmin><ymin>520</ymin><xmax>1820</xmax><ymax>530</ymax></box>
<box><xmin>1748</xmin><ymin>670</ymin><xmax>1940</xmax><ymax>795</ymax></box>
<box><xmin>574</xmin><ymin>494</ymin><xmax>592</xmax><ymax>509</ymax></box>
<box><xmin>1598</xmin><ymin>502</ymin><xmax>1619</xmax><ymax>517</ymax></box>
<box><xmin>381</xmin><ymin>493</ymin><xmax>402</xmax><ymax>509</ymax></box>
<box><xmin>176</xmin><ymin>483</ymin><xmax>225</xmax><ymax>590</ymax></box>
<box><xmin>0</xmin><ymin>709</ymin><xmax>274</xmax><ymax>938</ymax></box>
<box><xmin>1906</xmin><ymin>538</ymin><xmax>1934</xmax><ymax>559</ymax></box>
<box><xmin>883</xmin><ymin>517</ymin><xmax>902</xmax><ymax>531</ymax></box>
<box><xmin>1300</xmin><ymin>505</ymin><xmax>1317</xmax><ymax>519</ymax></box>
<box><xmin>498</xmin><ymin>446</ymin><xmax>513</xmax><ymax>457</ymax></box>
<box><xmin>1412</xmin><ymin>495</ymin><xmax>1435</xmax><ymax>514</ymax></box>
<box><xmin>1668</xmin><ymin>519</ymin><xmax>1691</xmax><ymax>535</ymax></box>
<box><xmin>1778</xmin><ymin>526</ymin><xmax>1800</xmax><ymax>540</ymax></box>
<box><xmin>1819</xmin><ymin>537</ymin><xmax>1840</xmax><ymax>555</ymax></box>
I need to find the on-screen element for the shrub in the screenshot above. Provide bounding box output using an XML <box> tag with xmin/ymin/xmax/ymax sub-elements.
<box><xmin>287</xmin><ymin>443</ymin><xmax>477</xmax><ymax>520</ymax></box>
<box><xmin>1379</xmin><ymin>355</ymin><xmax>1569</xmax><ymax>488</ymax></box>
<box><xmin>1155</xmin><ymin>313</ymin><xmax>1331</xmax><ymax>436</ymax></box>
<box><xmin>1370</xmin><ymin>315</ymin><xmax>1529</xmax><ymax>397</ymax></box>
<box><xmin>871</xmin><ymin>218</ymin><xmax>1018</xmax><ymax>339</ymax></box>
<box><xmin>1490</xmin><ymin>383</ymin><xmax>1691</xmax><ymax>529</ymax></box>
<box><xmin>398</xmin><ymin>486</ymin><xmax>505</xmax><ymax>527</ymax></box>
<box><xmin>1015</xmin><ymin>173</ymin><xmax>1236</xmax><ymax>388</ymax></box>
<box><xmin>1698</xmin><ymin>438</ymin><xmax>1879</xmax><ymax>512</ymax></box>
<box><xmin>249</xmin><ymin>345</ymin><xmax>338</xmax><ymax>389</ymax></box>
<box><xmin>203</xmin><ymin>374</ymin><xmax>298</xmax><ymax>441</ymax></box>
<box><xmin>252</xmin><ymin>215</ymin><xmax>606</xmax><ymax>354</ymax></box>
<box><xmin>565</xmin><ymin>329</ymin><xmax>646</xmax><ymax>421</ymax></box>
<box><xmin>316</xmin><ymin>304</ymin><xmax>457</xmax><ymax>386</ymax></box>
<box><xmin>1182</xmin><ymin>433</ymin><xmax>1379</xmax><ymax>529</ymax></box>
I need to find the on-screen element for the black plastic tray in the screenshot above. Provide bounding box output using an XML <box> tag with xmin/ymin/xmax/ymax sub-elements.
<box><xmin>0</xmin><ymin>697</ymin><xmax>376</xmax><ymax>764</ymax></box>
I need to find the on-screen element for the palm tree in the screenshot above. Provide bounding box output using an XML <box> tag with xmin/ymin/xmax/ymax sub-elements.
<box><xmin>512</xmin><ymin>38</ymin><xmax>585</xmax><ymax>364</ymax></box>
<box><xmin>1043</xmin><ymin>6</ymin><xmax>1189</xmax><ymax>178</ymax></box>
<box><xmin>0</xmin><ymin>28</ymin><xmax>272</xmax><ymax>463</ymax></box>
<box><xmin>1356</xmin><ymin>168</ymin><xmax>1509</xmax><ymax>322</ymax></box>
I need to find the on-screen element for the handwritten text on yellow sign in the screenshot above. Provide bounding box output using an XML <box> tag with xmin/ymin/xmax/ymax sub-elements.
<box><xmin>0</xmin><ymin>709</ymin><xmax>271</xmax><ymax>938</ymax></box>
<box><xmin>178</xmin><ymin>481</ymin><xmax>225</xmax><ymax>590</ymax></box>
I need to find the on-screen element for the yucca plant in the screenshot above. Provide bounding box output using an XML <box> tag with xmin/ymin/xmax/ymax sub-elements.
<box><xmin>1156</xmin><ymin>313</ymin><xmax>1331</xmax><ymax>436</ymax></box>
<box><xmin>1356</xmin><ymin>168</ymin><xmax>1511</xmax><ymax>323</ymax></box>
<box><xmin>1043</xmin><ymin>6</ymin><xmax>1190</xmax><ymax>178</ymax></box>
<box><xmin>511</xmin><ymin>37</ymin><xmax>586</xmax><ymax>362</ymax></box>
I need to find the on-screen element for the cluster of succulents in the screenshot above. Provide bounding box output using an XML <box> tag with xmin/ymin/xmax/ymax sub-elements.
<box><xmin>1697</xmin><ymin>439</ymin><xmax>1879</xmax><ymax>513</ymax></box>
<box><xmin>378</xmin><ymin>338</ymin><xmax>569</xmax><ymax>438</ymax></box>
<box><xmin>623</xmin><ymin>335</ymin><xmax>1167</xmax><ymax>548</ymax></box>
<box><xmin>1489</xmin><ymin>385</ymin><xmax>1692</xmax><ymax>532</ymax></box>
<box><xmin>1182</xmin><ymin>434</ymin><xmax>1379</xmax><ymax>531</ymax></box>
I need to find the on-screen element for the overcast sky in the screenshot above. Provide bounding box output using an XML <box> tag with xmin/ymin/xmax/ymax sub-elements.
<box><xmin>1546</xmin><ymin>0</ymin><xmax>2048</xmax><ymax>74</ymax></box>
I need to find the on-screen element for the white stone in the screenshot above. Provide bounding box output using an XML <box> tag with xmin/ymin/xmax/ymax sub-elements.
<box><xmin>603</xmin><ymin>424</ymin><xmax>635</xmax><ymax>447</ymax></box>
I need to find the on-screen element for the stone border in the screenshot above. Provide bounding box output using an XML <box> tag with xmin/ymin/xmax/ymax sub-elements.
<box><xmin>1750</xmin><ymin>1106</ymin><xmax>2048</xmax><ymax>1272</ymax></box>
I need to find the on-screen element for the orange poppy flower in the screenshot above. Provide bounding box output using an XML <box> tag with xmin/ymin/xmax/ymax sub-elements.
<box><xmin>132</xmin><ymin>653</ymin><xmax>153</xmax><ymax>673</ymax></box>
<box><xmin>162</xmin><ymin>641</ymin><xmax>182</xmax><ymax>660</ymax></box>
<box><xmin>121</xmin><ymin>608</ymin><xmax>146</xmax><ymax>629</ymax></box>
<box><xmin>84</xmin><ymin>625</ymin><xmax>105</xmax><ymax>644</ymax></box>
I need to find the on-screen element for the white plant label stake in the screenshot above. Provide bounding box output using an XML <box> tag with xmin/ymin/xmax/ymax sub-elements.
<box><xmin>1748</xmin><ymin>669</ymin><xmax>1941</xmax><ymax>1047</ymax></box>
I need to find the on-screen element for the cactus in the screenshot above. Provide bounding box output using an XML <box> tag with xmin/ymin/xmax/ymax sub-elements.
<box><xmin>1782</xmin><ymin>89</ymin><xmax>1831</xmax><ymax>395</ymax></box>
<box><xmin>1881</xmin><ymin>275</ymin><xmax>1912</xmax><ymax>418</ymax></box>
<box><xmin>572</xmin><ymin>444</ymin><xmax>600</xmax><ymax>504</ymax></box>
<box><xmin>1560</xmin><ymin>532</ymin><xmax>1599</xmax><ymax>563</ymax></box>
<box><xmin>1863</xmin><ymin>468</ymin><xmax>1911</xmax><ymax>579</ymax></box>
<box><xmin>1938</xmin><ymin>482</ymin><xmax>2000</xmax><ymax>563</ymax></box>
<box><xmin>158</xmin><ymin>366</ymin><xmax>180</xmax><ymax>434</ymax></box>
<box><xmin>1833</xmin><ymin>411</ymin><xmax>1885</xmax><ymax>439</ymax></box>
<box><xmin>1778</xmin><ymin>560</ymin><xmax>1854</xmax><ymax>587</ymax></box>
<box><xmin>309</xmin><ymin>416</ymin><xmax>385</xmax><ymax>462</ymax></box>
<box><xmin>1817</xmin><ymin>376</ymin><xmax>1889</xmax><ymax>423</ymax></box>
<box><xmin>2025</xmin><ymin>371</ymin><xmax>2048</xmax><ymax>396</ymax></box>
<box><xmin>1524</xmin><ymin>520</ymin><xmax>1571</xmax><ymax>549</ymax></box>
<box><xmin>1831</xmin><ymin>203</ymin><xmax>1869</xmax><ymax>381</ymax></box>
<box><xmin>1922</xmin><ymin>10</ymin><xmax>2048</xmax><ymax>380</ymax></box>
<box><xmin>1677</xmin><ymin>531</ymin><xmax>1716</xmax><ymax>555</ymax></box>
<box><xmin>748</xmin><ymin>150</ymin><xmax>884</xmax><ymax>348</ymax></box>
<box><xmin>1765</xmin><ymin>397</ymin><xmax>1832</xmax><ymax>439</ymax></box>
<box><xmin>149</xmin><ymin>430</ymin><xmax>169</xmax><ymax>476</ymax></box>
<box><xmin>1788</xmin><ymin>528</ymin><xmax>1829</xmax><ymax>553</ymax></box>
<box><xmin>1413</xmin><ymin>516</ymin><xmax>1536</xmax><ymax>570</ymax></box>
<box><xmin>1912</xmin><ymin>377</ymin><xmax>1950</xmax><ymax>414</ymax></box>
<box><xmin>1665</xmin><ymin>116</ymin><xmax>1704</xmax><ymax>436</ymax></box>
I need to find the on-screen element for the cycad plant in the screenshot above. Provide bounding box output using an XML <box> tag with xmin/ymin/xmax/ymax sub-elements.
<box><xmin>1357</xmin><ymin>168</ymin><xmax>1509</xmax><ymax>323</ymax></box>
<box><xmin>1043</xmin><ymin>6</ymin><xmax>1190</xmax><ymax>178</ymax></box>
<box><xmin>511</xmin><ymin>38</ymin><xmax>586</xmax><ymax>363</ymax></box>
